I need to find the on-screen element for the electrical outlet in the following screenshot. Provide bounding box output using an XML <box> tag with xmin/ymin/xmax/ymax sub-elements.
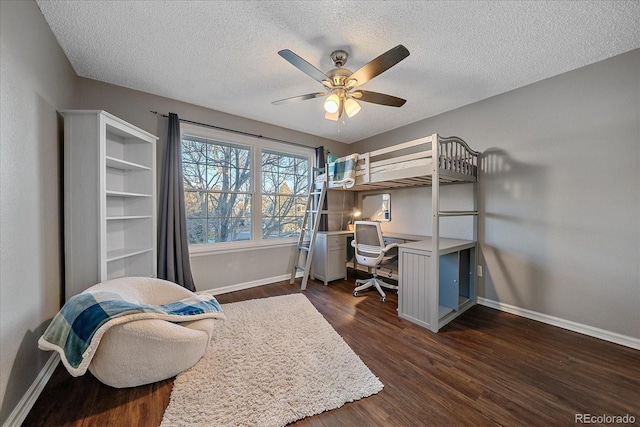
<box><xmin>477</xmin><ymin>265</ymin><xmax>483</xmax><ymax>277</ymax></box>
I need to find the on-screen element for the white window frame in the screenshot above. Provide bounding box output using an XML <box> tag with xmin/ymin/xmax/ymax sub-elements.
<box><xmin>181</xmin><ymin>123</ymin><xmax>313</xmax><ymax>256</ymax></box>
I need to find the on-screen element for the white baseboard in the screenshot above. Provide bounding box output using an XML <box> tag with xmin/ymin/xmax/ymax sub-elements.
<box><xmin>477</xmin><ymin>297</ymin><xmax>640</xmax><ymax>350</ymax></box>
<box><xmin>198</xmin><ymin>272</ymin><xmax>302</xmax><ymax>296</ymax></box>
<box><xmin>3</xmin><ymin>353</ymin><xmax>60</xmax><ymax>427</ymax></box>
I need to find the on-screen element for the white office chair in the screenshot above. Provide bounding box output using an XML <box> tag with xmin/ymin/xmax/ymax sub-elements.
<box><xmin>351</xmin><ymin>221</ymin><xmax>398</xmax><ymax>302</ymax></box>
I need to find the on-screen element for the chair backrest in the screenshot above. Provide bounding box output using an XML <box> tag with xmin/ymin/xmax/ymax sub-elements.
<box><xmin>353</xmin><ymin>221</ymin><xmax>385</xmax><ymax>267</ymax></box>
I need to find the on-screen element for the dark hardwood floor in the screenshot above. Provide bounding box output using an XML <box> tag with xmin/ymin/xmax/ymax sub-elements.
<box><xmin>24</xmin><ymin>273</ymin><xmax>640</xmax><ymax>426</ymax></box>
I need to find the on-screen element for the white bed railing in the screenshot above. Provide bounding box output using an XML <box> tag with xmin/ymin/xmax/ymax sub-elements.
<box><xmin>319</xmin><ymin>134</ymin><xmax>479</xmax><ymax>190</ymax></box>
<box><xmin>438</xmin><ymin>136</ymin><xmax>480</xmax><ymax>176</ymax></box>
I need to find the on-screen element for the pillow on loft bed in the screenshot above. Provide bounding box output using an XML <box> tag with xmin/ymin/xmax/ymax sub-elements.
<box><xmin>329</xmin><ymin>154</ymin><xmax>358</xmax><ymax>188</ymax></box>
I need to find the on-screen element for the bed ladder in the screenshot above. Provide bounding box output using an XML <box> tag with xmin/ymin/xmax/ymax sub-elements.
<box><xmin>289</xmin><ymin>180</ymin><xmax>327</xmax><ymax>290</ymax></box>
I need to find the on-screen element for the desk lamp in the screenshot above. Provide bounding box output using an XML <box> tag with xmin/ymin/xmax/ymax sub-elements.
<box><xmin>347</xmin><ymin>210</ymin><xmax>361</xmax><ymax>231</ymax></box>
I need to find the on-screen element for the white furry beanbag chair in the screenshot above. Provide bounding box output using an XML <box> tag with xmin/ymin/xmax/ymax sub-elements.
<box><xmin>39</xmin><ymin>277</ymin><xmax>224</xmax><ymax>388</ymax></box>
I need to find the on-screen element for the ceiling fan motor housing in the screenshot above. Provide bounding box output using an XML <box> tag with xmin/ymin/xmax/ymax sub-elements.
<box><xmin>330</xmin><ymin>50</ymin><xmax>349</xmax><ymax>67</ymax></box>
<box><xmin>327</xmin><ymin>68</ymin><xmax>353</xmax><ymax>87</ymax></box>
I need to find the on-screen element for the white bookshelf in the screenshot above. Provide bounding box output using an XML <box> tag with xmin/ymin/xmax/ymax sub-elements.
<box><xmin>63</xmin><ymin>110</ymin><xmax>158</xmax><ymax>300</ymax></box>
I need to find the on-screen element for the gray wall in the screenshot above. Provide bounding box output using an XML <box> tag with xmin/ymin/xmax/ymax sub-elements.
<box><xmin>359</xmin><ymin>184</ymin><xmax>476</xmax><ymax>240</ymax></box>
<box><xmin>353</xmin><ymin>49</ymin><xmax>640</xmax><ymax>340</ymax></box>
<box><xmin>0</xmin><ymin>0</ymin><xmax>77</xmax><ymax>422</ymax></box>
<box><xmin>73</xmin><ymin>78</ymin><xmax>349</xmax><ymax>162</ymax></box>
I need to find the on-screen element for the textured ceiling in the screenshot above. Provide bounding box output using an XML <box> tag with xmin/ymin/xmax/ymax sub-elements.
<box><xmin>37</xmin><ymin>1</ymin><xmax>640</xmax><ymax>143</ymax></box>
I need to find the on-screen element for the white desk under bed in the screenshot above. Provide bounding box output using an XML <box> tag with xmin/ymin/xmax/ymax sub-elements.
<box><xmin>310</xmin><ymin>230</ymin><xmax>424</xmax><ymax>285</ymax></box>
<box><xmin>311</xmin><ymin>230</ymin><xmax>476</xmax><ymax>333</ymax></box>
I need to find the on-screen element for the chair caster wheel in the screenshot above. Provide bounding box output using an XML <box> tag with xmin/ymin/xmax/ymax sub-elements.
<box><xmin>353</xmin><ymin>291</ymin><xmax>358</xmax><ymax>297</ymax></box>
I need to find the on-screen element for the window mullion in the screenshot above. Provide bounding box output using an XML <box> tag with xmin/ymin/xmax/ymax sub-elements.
<box><xmin>253</xmin><ymin>146</ymin><xmax>262</xmax><ymax>243</ymax></box>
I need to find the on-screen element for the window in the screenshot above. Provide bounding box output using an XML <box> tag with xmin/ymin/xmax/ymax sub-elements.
<box><xmin>182</xmin><ymin>136</ymin><xmax>252</xmax><ymax>244</ymax></box>
<box><xmin>261</xmin><ymin>150</ymin><xmax>309</xmax><ymax>239</ymax></box>
<box><xmin>181</xmin><ymin>123</ymin><xmax>312</xmax><ymax>251</ymax></box>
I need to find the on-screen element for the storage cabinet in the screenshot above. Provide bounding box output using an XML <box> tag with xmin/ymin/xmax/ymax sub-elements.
<box><xmin>63</xmin><ymin>110</ymin><xmax>158</xmax><ymax>300</ymax></box>
<box><xmin>312</xmin><ymin>232</ymin><xmax>348</xmax><ymax>285</ymax></box>
<box><xmin>438</xmin><ymin>248</ymin><xmax>474</xmax><ymax>316</ymax></box>
<box><xmin>398</xmin><ymin>238</ymin><xmax>476</xmax><ymax>332</ymax></box>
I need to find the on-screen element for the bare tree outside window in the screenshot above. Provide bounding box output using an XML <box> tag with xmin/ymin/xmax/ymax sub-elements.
<box><xmin>182</xmin><ymin>136</ymin><xmax>309</xmax><ymax>245</ymax></box>
<box><xmin>261</xmin><ymin>150</ymin><xmax>309</xmax><ymax>239</ymax></box>
<box><xmin>183</xmin><ymin>136</ymin><xmax>251</xmax><ymax>244</ymax></box>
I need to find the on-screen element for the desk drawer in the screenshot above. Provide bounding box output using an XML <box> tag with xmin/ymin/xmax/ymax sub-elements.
<box><xmin>326</xmin><ymin>235</ymin><xmax>346</xmax><ymax>249</ymax></box>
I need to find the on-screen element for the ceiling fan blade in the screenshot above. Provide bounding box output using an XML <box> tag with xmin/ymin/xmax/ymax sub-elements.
<box><xmin>347</xmin><ymin>45</ymin><xmax>410</xmax><ymax>87</ymax></box>
<box><xmin>352</xmin><ymin>90</ymin><xmax>406</xmax><ymax>107</ymax></box>
<box><xmin>272</xmin><ymin>92</ymin><xmax>327</xmax><ymax>105</ymax></box>
<box><xmin>278</xmin><ymin>49</ymin><xmax>329</xmax><ymax>85</ymax></box>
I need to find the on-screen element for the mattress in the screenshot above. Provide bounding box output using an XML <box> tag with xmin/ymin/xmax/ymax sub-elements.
<box><xmin>316</xmin><ymin>155</ymin><xmax>475</xmax><ymax>189</ymax></box>
<box><xmin>316</xmin><ymin>157</ymin><xmax>434</xmax><ymax>187</ymax></box>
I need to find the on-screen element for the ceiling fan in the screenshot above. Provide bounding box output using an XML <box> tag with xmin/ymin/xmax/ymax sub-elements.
<box><xmin>272</xmin><ymin>45</ymin><xmax>410</xmax><ymax>121</ymax></box>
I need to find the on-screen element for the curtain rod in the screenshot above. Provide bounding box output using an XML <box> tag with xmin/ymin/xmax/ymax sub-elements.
<box><xmin>149</xmin><ymin>110</ymin><xmax>315</xmax><ymax>150</ymax></box>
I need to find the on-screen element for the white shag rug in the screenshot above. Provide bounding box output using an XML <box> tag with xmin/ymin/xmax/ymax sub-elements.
<box><xmin>160</xmin><ymin>293</ymin><xmax>383</xmax><ymax>427</ymax></box>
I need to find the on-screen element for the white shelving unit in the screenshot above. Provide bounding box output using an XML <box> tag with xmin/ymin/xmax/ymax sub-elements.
<box><xmin>63</xmin><ymin>110</ymin><xmax>158</xmax><ymax>300</ymax></box>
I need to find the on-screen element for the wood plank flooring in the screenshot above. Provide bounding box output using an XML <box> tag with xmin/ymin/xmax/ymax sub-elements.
<box><xmin>24</xmin><ymin>274</ymin><xmax>640</xmax><ymax>426</ymax></box>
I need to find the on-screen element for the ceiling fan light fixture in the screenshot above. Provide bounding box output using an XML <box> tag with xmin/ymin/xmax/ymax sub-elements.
<box><xmin>324</xmin><ymin>93</ymin><xmax>340</xmax><ymax>114</ymax></box>
<box><xmin>344</xmin><ymin>98</ymin><xmax>361</xmax><ymax>118</ymax></box>
<box><xmin>325</xmin><ymin>110</ymin><xmax>339</xmax><ymax>121</ymax></box>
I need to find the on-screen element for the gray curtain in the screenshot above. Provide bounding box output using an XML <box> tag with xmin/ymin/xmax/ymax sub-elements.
<box><xmin>158</xmin><ymin>113</ymin><xmax>196</xmax><ymax>291</ymax></box>
<box><xmin>315</xmin><ymin>146</ymin><xmax>329</xmax><ymax>232</ymax></box>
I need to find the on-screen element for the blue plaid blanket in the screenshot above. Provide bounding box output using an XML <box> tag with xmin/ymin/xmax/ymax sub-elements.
<box><xmin>38</xmin><ymin>291</ymin><xmax>224</xmax><ymax>376</ymax></box>
<box><xmin>329</xmin><ymin>154</ymin><xmax>358</xmax><ymax>188</ymax></box>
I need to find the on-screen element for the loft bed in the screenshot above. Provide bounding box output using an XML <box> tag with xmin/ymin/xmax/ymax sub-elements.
<box><xmin>312</xmin><ymin>133</ymin><xmax>481</xmax><ymax>333</ymax></box>
<box><xmin>315</xmin><ymin>134</ymin><xmax>479</xmax><ymax>191</ymax></box>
